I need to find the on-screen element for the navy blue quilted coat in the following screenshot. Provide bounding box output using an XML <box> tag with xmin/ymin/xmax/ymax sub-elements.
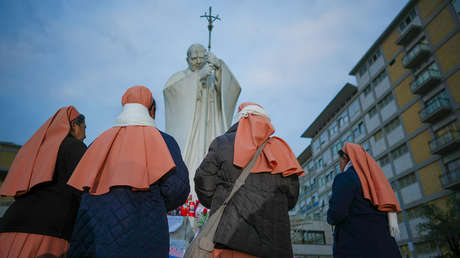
<box><xmin>327</xmin><ymin>166</ymin><xmax>401</xmax><ymax>258</ymax></box>
<box><xmin>68</xmin><ymin>131</ymin><xmax>189</xmax><ymax>258</ymax></box>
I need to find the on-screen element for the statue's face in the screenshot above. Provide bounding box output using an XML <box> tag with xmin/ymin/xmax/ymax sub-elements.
<box><xmin>187</xmin><ymin>47</ymin><xmax>206</xmax><ymax>72</ymax></box>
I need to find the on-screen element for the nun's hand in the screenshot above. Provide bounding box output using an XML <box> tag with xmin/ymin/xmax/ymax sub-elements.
<box><xmin>387</xmin><ymin>212</ymin><xmax>400</xmax><ymax>239</ymax></box>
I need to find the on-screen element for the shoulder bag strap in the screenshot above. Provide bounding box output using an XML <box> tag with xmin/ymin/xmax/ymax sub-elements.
<box><xmin>222</xmin><ymin>139</ymin><xmax>269</xmax><ymax>206</ymax></box>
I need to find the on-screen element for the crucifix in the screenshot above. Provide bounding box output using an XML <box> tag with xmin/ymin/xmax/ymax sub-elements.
<box><xmin>200</xmin><ymin>6</ymin><xmax>220</xmax><ymax>51</ymax></box>
<box><xmin>200</xmin><ymin>6</ymin><xmax>221</xmax><ymax>156</ymax></box>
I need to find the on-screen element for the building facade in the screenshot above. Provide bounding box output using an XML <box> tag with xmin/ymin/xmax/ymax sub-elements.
<box><xmin>293</xmin><ymin>1</ymin><xmax>460</xmax><ymax>257</ymax></box>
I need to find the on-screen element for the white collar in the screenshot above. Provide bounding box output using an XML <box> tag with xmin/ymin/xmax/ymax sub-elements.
<box><xmin>114</xmin><ymin>103</ymin><xmax>156</xmax><ymax>127</ymax></box>
<box><xmin>343</xmin><ymin>161</ymin><xmax>352</xmax><ymax>172</ymax></box>
<box><xmin>236</xmin><ymin>105</ymin><xmax>270</xmax><ymax>122</ymax></box>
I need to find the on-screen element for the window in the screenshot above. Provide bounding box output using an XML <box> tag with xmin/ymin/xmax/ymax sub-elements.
<box><xmin>363</xmin><ymin>85</ymin><xmax>372</xmax><ymax>96</ymax></box>
<box><xmin>378</xmin><ymin>93</ymin><xmax>394</xmax><ymax>109</ymax></box>
<box><xmin>368</xmin><ymin>106</ymin><xmax>378</xmax><ymax>118</ymax></box>
<box><xmin>335</xmin><ymin>163</ymin><xmax>341</xmax><ymax>174</ymax></box>
<box><xmin>337</xmin><ymin>112</ymin><xmax>349</xmax><ymax>129</ymax></box>
<box><xmin>379</xmin><ymin>155</ymin><xmax>391</xmax><ymax>167</ymax></box>
<box><xmin>391</xmin><ymin>144</ymin><xmax>408</xmax><ymax>159</ymax></box>
<box><xmin>398</xmin><ymin>173</ymin><xmax>417</xmax><ymax>188</ymax></box>
<box><xmin>384</xmin><ymin>118</ymin><xmax>401</xmax><ymax>133</ymax></box>
<box><xmin>342</xmin><ymin>132</ymin><xmax>353</xmax><ymax>144</ymax></box>
<box><xmin>406</xmin><ymin>205</ymin><xmax>424</xmax><ymax>219</ymax></box>
<box><xmin>313</xmin><ymin>140</ymin><xmax>320</xmax><ymax>153</ymax></box>
<box><xmin>446</xmin><ymin>158</ymin><xmax>460</xmax><ymax>173</ymax></box>
<box><xmin>353</xmin><ymin>121</ymin><xmax>366</xmax><ymax>138</ymax></box>
<box><xmin>348</xmin><ymin>99</ymin><xmax>361</xmax><ymax>117</ymax></box>
<box><xmin>328</xmin><ymin>122</ymin><xmax>339</xmax><ymax>137</ymax></box>
<box><xmin>326</xmin><ymin>171</ymin><xmax>334</xmax><ymax>183</ymax></box>
<box><xmin>320</xmin><ymin>131</ymin><xmax>329</xmax><ymax>145</ymax></box>
<box><xmin>452</xmin><ymin>0</ymin><xmax>460</xmax><ymax>17</ymax></box>
<box><xmin>372</xmin><ymin>70</ymin><xmax>388</xmax><ymax>86</ymax></box>
<box><xmin>359</xmin><ymin>121</ymin><xmax>365</xmax><ymax>135</ymax></box>
<box><xmin>319</xmin><ymin>176</ymin><xmax>325</xmax><ymax>187</ymax></box>
<box><xmin>358</xmin><ymin>66</ymin><xmax>367</xmax><ymax>77</ymax></box>
<box><xmin>399</xmin><ymin>9</ymin><xmax>416</xmax><ymax>32</ymax></box>
<box><xmin>362</xmin><ymin>140</ymin><xmax>371</xmax><ymax>153</ymax></box>
<box><xmin>303</xmin><ymin>231</ymin><xmax>326</xmax><ymax>245</ymax></box>
<box><xmin>368</xmin><ymin>49</ymin><xmax>381</xmax><ymax>66</ymax></box>
<box><xmin>374</xmin><ymin>130</ymin><xmax>383</xmax><ymax>142</ymax></box>
<box><xmin>316</xmin><ymin>159</ymin><xmax>324</xmax><ymax>169</ymax></box>
<box><xmin>333</xmin><ymin>141</ymin><xmax>342</xmax><ymax>154</ymax></box>
<box><xmin>308</xmin><ymin>161</ymin><xmax>315</xmax><ymax>172</ymax></box>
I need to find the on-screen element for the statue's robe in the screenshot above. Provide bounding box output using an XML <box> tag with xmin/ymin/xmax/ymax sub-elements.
<box><xmin>163</xmin><ymin>60</ymin><xmax>240</xmax><ymax>199</ymax></box>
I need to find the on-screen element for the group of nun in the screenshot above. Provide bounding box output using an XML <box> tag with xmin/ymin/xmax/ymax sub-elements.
<box><xmin>0</xmin><ymin>85</ymin><xmax>402</xmax><ymax>258</ymax></box>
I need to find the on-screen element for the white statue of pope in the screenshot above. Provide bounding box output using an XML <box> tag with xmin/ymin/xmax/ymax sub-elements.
<box><xmin>163</xmin><ymin>43</ymin><xmax>241</xmax><ymax>199</ymax></box>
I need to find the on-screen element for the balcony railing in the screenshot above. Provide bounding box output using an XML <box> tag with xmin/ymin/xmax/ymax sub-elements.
<box><xmin>429</xmin><ymin>131</ymin><xmax>460</xmax><ymax>155</ymax></box>
<box><xmin>396</xmin><ymin>23</ymin><xmax>423</xmax><ymax>45</ymax></box>
<box><xmin>419</xmin><ymin>98</ymin><xmax>452</xmax><ymax>123</ymax></box>
<box><xmin>402</xmin><ymin>44</ymin><xmax>431</xmax><ymax>69</ymax></box>
<box><xmin>410</xmin><ymin>69</ymin><xmax>442</xmax><ymax>95</ymax></box>
<box><xmin>440</xmin><ymin>168</ymin><xmax>460</xmax><ymax>190</ymax></box>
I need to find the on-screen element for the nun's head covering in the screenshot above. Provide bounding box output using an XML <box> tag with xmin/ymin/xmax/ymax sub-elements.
<box><xmin>0</xmin><ymin>106</ymin><xmax>81</xmax><ymax>196</ymax></box>
<box><xmin>233</xmin><ymin>102</ymin><xmax>304</xmax><ymax>176</ymax></box>
<box><xmin>68</xmin><ymin>86</ymin><xmax>176</xmax><ymax>195</ymax></box>
<box><xmin>341</xmin><ymin>142</ymin><xmax>401</xmax><ymax>212</ymax></box>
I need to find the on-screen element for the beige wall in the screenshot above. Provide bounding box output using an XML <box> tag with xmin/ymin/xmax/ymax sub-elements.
<box><xmin>418</xmin><ymin>161</ymin><xmax>443</xmax><ymax>196</ymax></box>
<box><xmin>436</xmin><ymin>33</ymin><xmax>460</xmax><ymax>73</ymax></box>
<box><xmin>426</xmin><ymin>6</ymin><xmax>456</xmax><ymax>46</ymax></box>
<box><xmin>417</xmin><ymin>0</ymin><xmax>448</xmax><ymax>22</ymax></box>
<box><xmin>382</xmin><ymin>29</ymin><xmax>401</xmax><ymax>60</ymax></box>
<box><xmin>409</xmin><ymin>130</ymin><xmax>432</xmax><ymax>165</ymax></box>
<box><xmin>388</xmin><ymin>52</ymin><xmax>408</xmax><ymax>84</ymax></box>
<box><xmin>447</xmin><ymin>70</ymin><xmax>460</xmax><ymax>103</ymax></box>
<box><xmin>401</xmin><ymin>101</ymin><xmax>424</xmax><ymax>134</ymax></box>
<box><xmin>394</xmin><ymin>76</ymin><xmax>416</xmax><ymax>107</ymax></box>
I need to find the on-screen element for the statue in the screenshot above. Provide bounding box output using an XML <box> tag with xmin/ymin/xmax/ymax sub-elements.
<box><xmin>163</xmin><ymin>44</ymin><xmax>241</xmax><ymax>199</ymax></box>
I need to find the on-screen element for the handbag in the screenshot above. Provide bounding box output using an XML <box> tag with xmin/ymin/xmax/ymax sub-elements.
<box><xmin>183</xmin><ymin>140</ymin><xmax>268</xmax><ymax>258</ymax></box>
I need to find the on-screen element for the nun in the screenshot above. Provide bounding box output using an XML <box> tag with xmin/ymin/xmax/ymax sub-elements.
<box><xmin>0</xmin><ymin>106</ymin><xmax>87</xmax><ymax>257</ymax></box>
<box><xmin>67</xmin><ymin>86</ymin><xmax>190</xmax><ymax>257</ymax></box>
<box><xmin>327</xmin><ymin>142</ymin><xmax>402</xmax><ymax>258</ymax></box>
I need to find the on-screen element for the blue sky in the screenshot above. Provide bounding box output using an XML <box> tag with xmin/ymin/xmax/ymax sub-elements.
<box><xmin>0</xmin><ymin>0</ymin><xmax>408</xmax><ymax>156</ymax></box>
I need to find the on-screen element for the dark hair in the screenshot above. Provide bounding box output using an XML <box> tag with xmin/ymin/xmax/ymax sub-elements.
<box><xmin>150</xmin><ymin>98</ymin><xmax>156</xmax><ymax>116</ymax></box>
<box><xmin>338</xmin><ymin>150</ymin><xmax>349</xmax><ymax>160</ymax></box>
<box><xmin>71</xmin><ymin>114</ymin><xmax>85</xmax><ymax>126</ymax></box>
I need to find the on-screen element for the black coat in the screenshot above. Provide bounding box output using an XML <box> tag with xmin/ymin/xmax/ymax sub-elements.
<box><xmin>327</xmin><ymin>166</ymin><xmax>402</xmax><ymax>258</ymax></box>
<box><xmin>0</xmin><ymin>135</ymin><xmax>87</xmax><ymax>241</ymax></box>
<box><xmin>194</xmin><ymin>123</ymin><xmax>299</xmax><ymax>258</ymax></box>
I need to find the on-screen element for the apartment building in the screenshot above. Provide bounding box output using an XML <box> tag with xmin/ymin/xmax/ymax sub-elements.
<box><xmin>293</xmin><ymin>1</ymin><xmax>460</xmax><ymax>257</ymax></box>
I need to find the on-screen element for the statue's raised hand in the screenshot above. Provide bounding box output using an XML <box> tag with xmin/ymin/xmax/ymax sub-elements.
<box><xmin>207</xmin><ymin>52</ymin><xmax>220</xmax><ymax>69</ymax></box>
<box><xmin>199</xmin><ymin>63</ymin><xmax>213</xmax><ymax>80</ymax></box>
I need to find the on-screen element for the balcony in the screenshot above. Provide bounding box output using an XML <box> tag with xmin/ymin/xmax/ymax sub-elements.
<box><xmin>396</xmin><ymin>23</ymin><xmax>423</xmax><ymax>45</ymax></box>
<box><xmin>440</xmin><ymin>168</ymin><xmax>460</xmax><ymax>190</ymax></box>
<box><xmin>410</xmin><ymin>69</ymin><xmax>442</xmax><ymax>95</ymax></box>
<box><xmin>419</xmin><ymin>98</ymin><xmax>452</xmax><ymax>123</ymax></box>
<box><xmin>402</xmin><ymin>44</ymin><xmax>431</xmax><ymax>69</ymax></box>
<box><xmin>429</xmin><ymin>131</ymin><xmax>460</xmax><ymax>155</ymax></box>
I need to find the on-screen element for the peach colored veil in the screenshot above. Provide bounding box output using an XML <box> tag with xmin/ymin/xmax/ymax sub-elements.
<box><xmin>67</xmin><ymin>86</ymin><xmax>176</xmax><ymax>195</ymax></box>
<box><xmin>0</xmin><ymin>106</ymin><xmax>80</xmax><ymax>196</ymax></box>
<box><xmin>233</xmin><ymin>102</ymin><xmax>304</xmax><ymax>176</ymax></box>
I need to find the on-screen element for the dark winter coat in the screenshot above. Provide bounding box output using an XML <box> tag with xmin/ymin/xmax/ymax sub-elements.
<box><xmin>194</xmin><ymin>123</ymin><xmax>299</xmax><ymax>258</ymax></box>
<box><xmin>0</xmin><ymin>135</ymin><xmax>87</xmax><ymax>241</ymax></box>
<box><xmin>67</xmin><ymin>131</ymin><xmax>190</xmax><ymax>258</ymax></box>
<box><xmin>327</xmin><ymin>166</ymin><xmax>402</xmax><ymax>258</ymax></box>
